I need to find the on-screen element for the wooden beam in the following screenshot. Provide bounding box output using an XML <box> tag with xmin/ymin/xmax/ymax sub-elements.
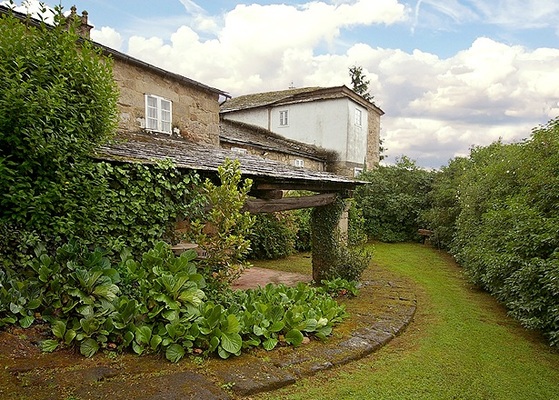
<box><xmin>243</xmin><ymin>193</ymin><xmax>337</xmax><ymax>214</ymax></box>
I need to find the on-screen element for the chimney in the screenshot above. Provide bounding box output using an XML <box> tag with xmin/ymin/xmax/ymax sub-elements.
<box><xmin>66</xmin><ymin>5</ymin><xmax>93</xmax><ymax>39</ymax></box>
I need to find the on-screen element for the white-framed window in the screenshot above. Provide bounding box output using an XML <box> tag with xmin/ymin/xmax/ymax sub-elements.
<box><xmin>354</xmin><ymin>108</ymin><xmax>362</xmax><ymax>127</ymax></box>
<box><xmin>145</xmin><ymin>94</ymin><xmax>172</xmax><ymax>134</ymax></box>
<box><xmin>293</xmin><ymin>159</ymin><xmax>304</xmax><ymax>168</ymax></box>
<box><xmin>279</xmin><ymin>110</ymin><xmax>289</xmax><ymax>126</ymax></box>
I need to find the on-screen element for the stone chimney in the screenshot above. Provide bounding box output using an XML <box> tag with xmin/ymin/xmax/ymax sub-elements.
<box><xmin>66</xmin><ymin>5</ymin><xmax>93</xmax><ymax>39</ymax></box>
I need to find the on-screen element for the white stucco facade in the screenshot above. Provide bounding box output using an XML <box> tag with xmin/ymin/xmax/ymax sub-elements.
<box><xmin>224</xmin><ymin>98</ymin><xmax>369</xmax><ymax>165</ymax></box>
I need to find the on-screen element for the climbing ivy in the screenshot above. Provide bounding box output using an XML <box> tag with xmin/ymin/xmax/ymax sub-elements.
<box><xmin>311</xmin><ymin>196</ymin><xmax>372</xmax><ymax>282</ymax></box>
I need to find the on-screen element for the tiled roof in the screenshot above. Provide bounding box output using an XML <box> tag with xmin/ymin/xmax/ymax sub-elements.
<box><xmin>95</xmin><ymin>132</ymin><xmax>362</xmax><ymax>192</ymax></box>
<box><xmin>220</xmin><ymin>87</ymin><xmax>323</xmax><ymax>112</ymax></box>
<box><xmin>219</xmin><ymin>119</ymin><xmax>335</xmax><ymax>162</ymax></box>
<box><xmin>221</xmin><ymin>85</ymin><xmax>384</xmax><ymax>115</ymax></box>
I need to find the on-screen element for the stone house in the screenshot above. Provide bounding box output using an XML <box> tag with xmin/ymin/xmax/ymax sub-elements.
<box><xmin>220</xmin><ymin>86</ymin><xmax>384</xmax><ymax>178</ymax></box>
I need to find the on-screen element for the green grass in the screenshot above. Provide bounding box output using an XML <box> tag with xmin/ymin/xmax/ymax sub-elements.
<box><xmin>255</xmin><ymin>242</ymin><xmax>559</xmax><ymax>400</ymax></box>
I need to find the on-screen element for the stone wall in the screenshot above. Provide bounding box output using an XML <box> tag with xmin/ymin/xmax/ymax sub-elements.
<box><xmin>366</xmin><ymin>109</ymin><xmax>381</xmax><ymax>169</ymax></box>
<box><xmin>221</xmin><ymin>143</ymin><xmax>325</xmax><ymax>171</ymax></box>
<box><xmin>112</xmin><ymin>59</ymin><xmax>220</xmax><ymax>146</ymax></box>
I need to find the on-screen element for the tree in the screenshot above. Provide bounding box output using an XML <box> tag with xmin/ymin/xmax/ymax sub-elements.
<box><xmin>349</xmin><ymin>65</ymin><xmax>373</xmax><ymax>102</ymax></box>
<box><xmin>348</xmin><ymin>65</ymin><xmax>385</xmax><ymax>160</ymax></box>
<box><xmin>0</xmin><ymin>7</ymin><xmax>119</xmax><ymax>252</ymax></box>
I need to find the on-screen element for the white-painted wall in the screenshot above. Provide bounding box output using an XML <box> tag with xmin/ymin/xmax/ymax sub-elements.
<box><xmin>223</xmin><ymin>97</ymin><xmax>369</xmax><ymax>164</ymax></box>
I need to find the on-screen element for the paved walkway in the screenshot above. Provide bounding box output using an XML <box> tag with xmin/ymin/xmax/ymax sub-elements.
<box><xmin>0</xmin><ymin>266</ymin><xmax>416</xmax><ymax>399</ymax></box>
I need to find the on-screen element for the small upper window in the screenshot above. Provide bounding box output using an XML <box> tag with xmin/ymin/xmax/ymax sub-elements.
<box><xmin>145</xmin><ymin>94</ymin><xmax>172</xmax><ymax>134</ymax></box>
<box><xmin>354</xmin><ymin>109</ymin><xmax>362</xmax><ymax>127</ymax></box>
<box><xmin>293</xmin><ymin>159</ymin><xmax>304</xmax><ymax>168</ymax></box>
<box><xmin>279</xmin><ymin>110</ymin><xmax>289</xmax><ymax>126</ymax></box>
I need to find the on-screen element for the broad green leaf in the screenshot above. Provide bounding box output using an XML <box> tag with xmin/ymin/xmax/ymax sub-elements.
<box><xmin>162</xmin><ymin>310</ymin><xmax>179</xmax><ymax>322</ymax></box>
<box><xmin>285</xmin><ymin>329</ymin><xmax>304</xmax><ymax>347</ymax></box>
<box><xmin>217</xmin><ymin>346</ymin><xmax>231</xmax><ymax>359</ymax></box>
<box><xmin>135</xmin><ymin>325</ymin><xmax>152</xmax><ymax>345</ymax></box>
<box><xmin>302</xmin><ymin>318</ymin><xmax>318</xmax><ymax>332</ymax></box>
<box><xmin>123</xmin><ymin>331</ymin><xmax>134</xmax><ymax>347</ymax></box>
<box><xmin>262</xmin><ymin>337</ymin><xmax>278</xmax><ymax>351</ymax></box>
<box><xmin>150</xmin><ymin>334</ymin><xmax>162</xmax><ymax>350</ymax></box>
<box><xmin>19</xmin><ymin>315</ymin><xmax>34</xmax><ymax>328</ymax></box>
<box><xmin>27</xmin><ymin>299</ymin><xmax>42</xmax><ymax>310</ymax></box>
<box><xmin>80</xmin><ymin>317</ymin><xmax>100</xmax><ymax>335</ymax></box>
<box><xmin>165</xmin><ymin>344</ymin><xmax>185</xmax><ymax>363</ymax></box>
<box><xmin>315</xmin><ymin>325</ymin><xmax>333</xmax><ymax>340</ymax></box>
<box><xmin>223</xmin><ymin>314</ymin><xmax>240</xmax><ymax>334</ymax></box>
<box><xmin>93</xmin><ymin>283</ymin><xmax>119</xmax><ymax>301</ymax></box>
<box><xmin>220</xmin><ymin>332</ymin><xmax>242</xmax><ymax>354</ymax></box>
<box><xmin>52</xmin><ymin>320</ymin><xmax>66</xmax><ymax>339</ymax></box>
<box><xmin>40</xmin><ymin>339</ymin><xmax>59</xmax><ymax>353</ymax></box>
<box><xmin>9</xmin><ymin>303</ymin><xmax>22</xmax><ymax>314</ymax></box>
<box><xmin>178</xmin><ymin>288</ymin><xmax>205</xmax><ymax>307</ymax></box>
<box><xmin>269</xmin><ymin>321</ymin><xmax>285</xmax><ymax>333</ymax></box>
<box><xmin>80</xmin><ymin>338</ymin><xmax>99</xmax><ymax>358</ymax></box>
<box><xmin>64</xmin><ymin>329</ymin><xmax>77</xmax><ymax>345</ymax></box>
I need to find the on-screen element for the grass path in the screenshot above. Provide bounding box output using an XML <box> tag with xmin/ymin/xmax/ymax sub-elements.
<box><xmin>255</xmin><ymin>243</ymin><xmax>559</xmax><ymax>400</ymax></box>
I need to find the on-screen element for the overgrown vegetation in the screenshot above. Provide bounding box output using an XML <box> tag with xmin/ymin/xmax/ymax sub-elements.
<box><xmin>185</xmin><ymin>160</ymin><xmax>255</xmax><ymax>287</ymax></box>
<box><xmin>0</xmin><ymin>241</ymin><xmax>348</xmax><ymax>362</ymax></box>
<box><xmin>0</xmin><ymin>7</ymin><xmax>119</xmax><ymax>255</ymax></box>
<box><xmin>422</xmin><ymin>118</ymin><xmax>559</xmax><ymax>346</ymax></box>
<box><xmin>311</xmin><ymin>196</ymin><xmax>372</xmax><ymax>282</ymax></box>
<box><xmin>355</xmin><ymin>156</ymin><xmax>433</xmax><ymax>242</ymax></box>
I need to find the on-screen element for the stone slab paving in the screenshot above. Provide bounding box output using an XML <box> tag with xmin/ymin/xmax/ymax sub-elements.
<box><xmin>0</xmin><ymin>267</ymin><xmax>416</xmax><ymax>400</ymax></box>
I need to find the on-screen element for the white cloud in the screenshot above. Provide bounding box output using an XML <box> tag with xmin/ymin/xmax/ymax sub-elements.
<box><xmin>91</xmin><ymin>26</ymin><xmax>123</xmax><ymax>51</ymax></box>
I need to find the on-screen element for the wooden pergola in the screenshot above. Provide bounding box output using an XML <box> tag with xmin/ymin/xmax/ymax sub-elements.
<box><xmin>96</xmin><ymin>131</ymin><xmax>366</xmax><ymax>280</ymax></box>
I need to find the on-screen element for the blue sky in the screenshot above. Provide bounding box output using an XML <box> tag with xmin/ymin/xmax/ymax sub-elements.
<box><xmin>6</xmin><ymin>0</ymin><xmax>559</xmax><ymax>168</ymax></box>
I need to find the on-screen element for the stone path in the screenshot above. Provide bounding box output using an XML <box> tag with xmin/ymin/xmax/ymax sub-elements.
<box><xmin>0</xmin><ymin>266</ymin><xmax>416</xmax><ymax>400</ymax></box>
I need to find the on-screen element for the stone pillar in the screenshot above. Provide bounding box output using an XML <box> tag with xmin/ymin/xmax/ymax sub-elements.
<box><xmin>310</xmin><ymin>196</ymin><xmax>345</xmax><ymax>282</ymax></box>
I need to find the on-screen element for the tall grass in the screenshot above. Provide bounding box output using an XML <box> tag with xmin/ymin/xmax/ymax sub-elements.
<box><xmin>256</xmin><ymin>243</ymin><xmax>559</xmax><ymax>400</ymax></box>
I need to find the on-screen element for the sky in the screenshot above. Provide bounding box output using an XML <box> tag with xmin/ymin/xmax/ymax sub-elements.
<box><xmin>5</xmin><ymin>0</ymin><xmax>559</xmax><ymax>168</ymax></box>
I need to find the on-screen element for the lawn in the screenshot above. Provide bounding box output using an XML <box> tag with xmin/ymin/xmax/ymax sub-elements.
<box><xmin>254</xmin><ymin>242</ymin><xmax>559</xmax><ymax>400</ymax></box>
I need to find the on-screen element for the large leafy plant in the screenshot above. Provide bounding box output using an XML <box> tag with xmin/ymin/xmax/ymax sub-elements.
<box><xmin>0</xmin><ymin>241</ymin><xmax>349</xmax><ymax>361</ymax></box>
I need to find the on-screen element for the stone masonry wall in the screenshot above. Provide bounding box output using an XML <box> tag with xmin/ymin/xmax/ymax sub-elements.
<box><xmin>221</xmin><ymin>143</ymin><xmax>324</xmax><ymax>172</ymax></box>
<box><xmin>366</xmin><ymin>109</ymin><xmax>381</xmax><ymax>169</ymax></box>
<box><xmin>112</xmin><ymin>59</ymin><xmax>220</xmax><ymax>146</ymax></box>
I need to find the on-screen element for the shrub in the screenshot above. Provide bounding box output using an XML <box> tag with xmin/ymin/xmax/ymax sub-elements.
<box><xmin>248</xmin><ymin>212</ymin><xmax>297</xmax><ymax>259</ymax></box>
<box><xmin>184</xmin><ymin>159</ymin><xmax>255</xmax><ymax>287</ymax></box>
<box><xmin>424</xmin><ymin>118</ymin><xmax>559</xmax><ymax>346</ymax></box>
<box><xmin>355</xmin><ymin>156</ymin><xmax>433</xmax><ymax>242</ymax></box>
<box><xmin>0</xmin><ymin>8</ymin><xmax>119</xmax><ymax>252</ymax></box>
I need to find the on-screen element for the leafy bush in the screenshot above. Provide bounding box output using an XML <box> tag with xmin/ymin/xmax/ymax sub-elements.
<box><xmin>311</xmin><ymin>196</ymin><xmax>372</xmax><ymax>282</ymax></box>
<box><xmin>184</xmin><ymin>159</ymin><xmax>255</xmax><ymax>287</ymax></box>
<box><xmin>355</xmin><ymin>156</ymin><xmax>434</xmax><ymax>242</ymax></box>
<box><xmin>0</xmin><ymin>8</ymin><xmax>119</xmax><ymax>252</ymax></box>
<box><xmin>0</xmin><ymin>241</ymin><xmax>349</xmax><ymax>361</ymax></box>
<box><xmin>248</xmin><ymin>212</ymin><xmax>297</xmax><ymax>259</ymax></box>
<box><xmin>423</xmin><ymin>118</ymin><xmax>559</xmax><ymax>346</ymax></box>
